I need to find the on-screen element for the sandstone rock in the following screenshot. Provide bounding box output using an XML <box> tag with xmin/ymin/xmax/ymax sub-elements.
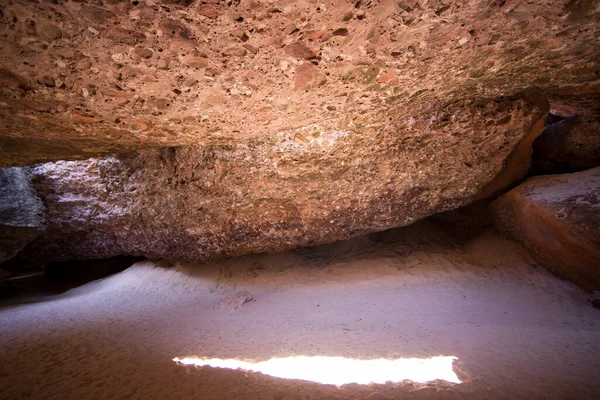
<box><xmin>38</xmin><ymin>76</ymin><xmax>56</xmax><ymax>87</ymax></box>
<box><xmin>0</xmin><ymin>168</ymin><xmax>45</xmax><ymax>264</ymax></box>
<box><xmin>198</xmin><ymin>5</ymin><xmax>220</xmax><ymax>19</ymax></box>
<box><xmin>491</xmin><ymin>168</ymin><xmax>600</xmax><ymax>291</ymax></box>
<box><xmin>81</xmin><ymin>6</ymin><xmax>117</xmax><ymax>25</ymax></box>
<box><xmin>531</xmin><ymin>116</ymin><xmax>600</xmax><ymax>175</ymax></box>
<box><xmin>305</xmin><ymin>30</ymin><xmax>328</xmax><ymax>41</ymax></box>
<box><xmin>294</xmin><ymin>63</ymin><xmax>326</xmax><ymax>90</ymax></box>
<box><xmin>16</xmin><ymin>96</ymin><xmax>547</xmax><ymax>265</ymax></box>
<box><xmin>0</xmin><ymin>0</ymin><xmax>598</xmax><ymax>169</ymax></box>
<box><xmin>285</xmin><ymin>42</ymin><xmax>317</xmax><ymax>60</ymax></box>
<box><xmin>36</xmin><ymin>21</ymin><xmax>62</xmax><ymax>42</ymax></box>
<box><xmin>230</xmin><ymin>29</ymin><xmax>249</xmax><ymax>42</ymax></box>
<box><xmin>341</xmin><ymin>11</ymin><xmax>354</xmax><ymax>21</ymax></box>
<box><xmin>157</xmin><ymin>58</ymin><xmax>169</xmax><ymax>70</ymax></box>
<box><xmin>222</xmin><ymin>47</ymin><xmax>247</xmax><ymax>57</ymax></box>
<box><xmin>183</xmin><ymin>56</ymin><xmax>209</xmax><ymax>68</ymax></box>
<box><xmin>332</xmin><ymin>27</ymin><xmax>349</xmax><ymax>36</ymax></box>
<box><xmin>135</xmin><ymin>48</ymin><xmax>154</xmax><ymax>59</ymax></box>
<box><xmin>0</xmin><ymin>69</ymin><xmax>30</xmax><ymax>91</ymax></box>
<box><xmin>242</xmin><ymin>44</ymin><xmax>258</xmax><ymax>54</ymax></box>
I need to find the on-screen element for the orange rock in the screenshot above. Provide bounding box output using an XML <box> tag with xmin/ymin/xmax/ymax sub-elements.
<box><xmin>184</xmin><ymin>56</ymin><xmax>210</xmax><ymax>68</ymax></box>
<box><xmin>198</xmin><ymin>5</ymin><xmax>220</xmax><ymax>19</ymax></box>
<box><xmin>305</xmin><ymin>30</ymin><xmax>328</xmax><ymax>41</ymax></box>
<box><xmin>242</xmin><ymin>44</ymin><xmax>259</xmax><ymax>54</ymax></box>
<box><xmin>101</xmin><ymin>89</ymin><xmax>135</xmax><ymax>98</ymax></box>
<box><xmin>222</xmin><ymin>47</ymin><xmax>247</xmax><ymax>57</ymax></box>
<box><xmin>491</xmin><ymin>168</ymin><xmax>600</xmax><ymax>291</ymax></box>
<box><xmin>285</xmin><ymin>42</ymin><xmax>318</xmax><ymax>60</ymax></box>
<box><xmin>294</xmin><ymin>63</ymin><xmax>326</xmax><ymax>90</ymax></box>
<box><xmin>16</xmin><ymin>99</ymin><xmax>52</xmax><ymax>113</ymax></box>
<box><xmin>377</xmin><ymin>70</ymin><xmax>396</xmax><ymax>84</ymax></box>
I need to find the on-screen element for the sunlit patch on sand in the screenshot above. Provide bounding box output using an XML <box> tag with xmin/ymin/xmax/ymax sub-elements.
<box><xmin>173</xmin><ymin>355</ymin><xmax>460</xmax><ymax>386</ymax></box>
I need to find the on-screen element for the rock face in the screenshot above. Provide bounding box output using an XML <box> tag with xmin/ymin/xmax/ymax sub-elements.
<box><xmin>531</xmin><ymin>116</ymin><xmax>600</xmax><ymax>175</ymax></box>
<box><xmin>0</xmin><ymin>168</ymin><xmax>45</xmax><ymax>263</ymax></box>
<box><xmin>491</xmin><ymin>168</ymin><xmax>600</xmax><ymax>291</ymax></box>
<box><xmin>16</xmin><ymin>96</ymin><xmax>546</xmax><ymax>264</ymax></box>
<box><xmin>0</xmin><ymin>0</ymin><xmax>599</xmax><ymax>166</ymax></box>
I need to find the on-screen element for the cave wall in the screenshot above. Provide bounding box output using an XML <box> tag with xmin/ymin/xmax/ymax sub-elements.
<box><xmin>17</xmin><ymin>96</ymin><xmax>546</xmax><ymax>263</ymax></box>
<box><xmin>0</xmin><ymin>0</ymin><xmax>598</xmax><ymax>167</ymax></box>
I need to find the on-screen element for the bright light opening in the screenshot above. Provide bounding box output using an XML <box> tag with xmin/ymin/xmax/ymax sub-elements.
<box><xmin>173</xmin><ymin>355</ymin><xmax>460</xmax><ymax>386</ymax></box>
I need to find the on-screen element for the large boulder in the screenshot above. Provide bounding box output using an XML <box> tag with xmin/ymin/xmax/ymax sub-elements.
<box><xmin>0</xmin><ymin>0</ymin><xmax>599</xmax><ymax>167</ymax></box>
<box><xmin>0</xmin><ymin>168</ymin><xmax>45</xmax><ymax>263</ymax></box>
<box><xmin>15</xmin><ymin>95</ymin><xmax>547</xmax><ymax>264</ymax></box>
<box><xmin>531</xmin><ymin>116</ymin><xmax>600</xmax><ymax>175</ymax></box>
<box><xmin>491</xmin><ymin>167</ymin><xmax>600</xmax><ymax>291</ymax></box>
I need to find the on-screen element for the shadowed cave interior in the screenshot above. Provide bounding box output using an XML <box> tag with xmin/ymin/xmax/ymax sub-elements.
<box><xmin>1</xmin><ymin>1</ymin><xmax>600</xmax><ymax>399</ymax></box>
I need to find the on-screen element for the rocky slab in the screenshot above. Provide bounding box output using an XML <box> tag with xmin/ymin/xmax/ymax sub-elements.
<box><xmin>0</xmin><ymin>168</ymin><xmax>45</xmax><ymax>264</ymax></box>
<box><xmin>491</xmin><ymin>167</ymin><xmax>600</xmax><ymax>291</ymax></box>
<box><xmin>532</xmin><ymin>116</ymin><xmax>600</xmax><ymax>175</ymax></box>
<box><xmin>15</xmin><ymin>95</ymin><xmax>547</xmax><ymax>264</ymax></box>
<box><xmin>0</xmin><ymin>0</ymin><xmax>599</xmax><ymax>166</ymax></box>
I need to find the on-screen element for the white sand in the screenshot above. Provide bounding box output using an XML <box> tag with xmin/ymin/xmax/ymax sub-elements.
<box><xmin>1</xmin><ymin>221</ymin><xmax>599</xmax><ymax>399</ymax></box>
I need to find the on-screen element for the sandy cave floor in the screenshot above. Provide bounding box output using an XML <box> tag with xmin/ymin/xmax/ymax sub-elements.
<box><xmin>1</xmin><ymin>221</ymin><xmax>599</xmax><ymax>400</ymax></box>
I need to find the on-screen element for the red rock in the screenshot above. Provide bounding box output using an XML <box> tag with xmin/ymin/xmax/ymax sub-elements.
<box><xmin>242</xmin><ymin>44</ymin><xmax>258</xmax><ymax>54</ymax></box>
<box><xmin>305</xmin><ymin>30</ymin><xmax>328</xmax><ymax>41</ymax></box>
<box><xmin>230</xmin><ymin>29</ymin><xmax>249</xmax><ymax>42</ymax></box>
<box><xmin>101</xmin><ymin>89</ymin><xmax>135</xmax><ymax>98</ymax></box>
<box><xmin>294</xmin><ymin>62</ymin><xmax>326</xmax><ymax>90</ymax></box>
<box><xmin>285</xmin><ymin>42</ymin><xmax>317</xmax><ymax>60</ymax></box>
<box><xmin>36</xmin><ymin>21</ymin><xmax>62</xmax><ymax>42</ymax></box>
<box><xmin>135</xmin><ymin>48</ymin><xmax>154</xmax><ymax>59</ymax></box>
<box><xmin>0</xmin><ymin>69</ymin><xmax>30</xmax><ymax>90</ymax></box>
<box><xmin>332</xmin><ymin>27</ymin><xmax>349</xmax><ymax>36</ymax></box>
<box><xmin>198</xmin><ymin>5</ymin><xmax>220</xmax><ymax>19</ymax></box>
<box><xmin>107</xmin><ymin>27</ymin><xmax>145</xmax><ymax>45</ymax></box>
<box><xmin>341</xmin><ymin>11</ymin><xmax>354</xmax><ymax>21</ymax></box>
<box><xmin>38</xmin><ymin>76</ymin><xmax>55</xmax><ymax>87</ymax></box>
<box><xmin>80</xmin><ymin>6</ymin><xmax>116</xmax><ymax>24</ymax></box>
<box><xmin>16</xmin><ymin>99</ymin><xmax>52</xmax><ymax>113</ymax></box>
<box><xmin>222</xmin><ymin>47</ymin><xmax>247</xmax><ymax>57</ymax></box>
<box><xmin>532</xmin><ymin>116</ymin><xmax>600</xmax><ymax>174</ymax></box>
<box><xmin>491</xmin><ymin>167</ymin><xmax>600</xmax><ymax>291</ymax></box>
<box><xmin>377</xmin><ymin>70</ymin><xmax>396</xmax><ymax>84</ymax></box>
<box><xmin>184</xmin><ymin>56</ymin><xmax>209</xmax><ymax>68</ymax></box>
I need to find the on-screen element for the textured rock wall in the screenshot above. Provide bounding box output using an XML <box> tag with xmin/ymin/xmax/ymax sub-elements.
<box><xmin>531</xmin><ymin>116</ymin><xmax>600</xmax><ymax>175</ymax></box>
<box><xmin>491</xmin><ymin>167</ymin><xmax>600</xmax><ymax>291</ymax></box>
<box><xmin>17</xmin><ymin>95</ymin><xmax>546</xmax><ymax>263</ymax></box>
<box><xmin>0</xmin><ymin>168</ymin><xmax>45</xmax><ymax>263</ymax></box>
<box><xmin>0</xmin><ymin>0</ymin><xmax>598</xmax><ymax>166</ymax></box>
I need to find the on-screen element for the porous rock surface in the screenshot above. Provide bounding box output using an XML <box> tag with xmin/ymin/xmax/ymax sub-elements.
<box><xmin>491</xmin><ymin>167</ymin><xmax>600</xmax><ymax>291</ymax></box>
<box><xmin>0</xmin><ymin>168</ymin><xmax>45</xmax><ymax>263</ymax></box>
<box><xmin>19</xmin><ymin>96</ymin><xmax>546</xmax><ymax>263</ymax></box>
<box><xmin>531</xmin><ymin>116</ymin><xmax>600</xmax><ymax>175</ymax></box>
<box><xmin>0</xmin><ymin>0</ymin><xmax>599</xmax><ymax>166</ymax></box>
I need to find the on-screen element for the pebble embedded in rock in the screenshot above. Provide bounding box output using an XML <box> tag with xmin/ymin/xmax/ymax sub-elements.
<box><xmin>184</xmin><ymin>56</ymin><xmax>209</xmax><ymax>68</ymax></box>
<box><xmin>285</xmin><ymin>42</ymin><xmax>318</xmax><ymax>60</ymax></box>
<box><xmin>222</xmin><ymin>47</ymin><xmax>247</xmax><ymax>57</ymax></box>
<box><xmin>135</xmin><ymin>48</ymin><xmax>154</xmax><ymax>59</ymax></box>
<box><xmin>230</xmin><ymin>29</ymin><xmax>249</xmax><ymax>42</ymax></box>
<box><xmin>242</xmin><ymin>44</ymin><xmax>258</xmax><ymax>54</ymax></box>
<box><xmin>332</xmin><ymin>27</ymin><xmax>349</xmax><ymax>36</ymax></box>
<box><xmin>157</xmin><ymin>59</ymin><xmax>169</xmax><ymax>70</ymax></box>
<box><xmin>36</xmin><ymin>21</ymin><xmax>62</xmax><ymax>42</ymax></box>
<box><xmin>341</xmin><ymin>11</ymin><xmax>354</xmax><ymax>21</ymax></box>
<box><xmin>38</xmin><ymin>76</ymin><xmax>55</xmax><ymax>87</ymax></box>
